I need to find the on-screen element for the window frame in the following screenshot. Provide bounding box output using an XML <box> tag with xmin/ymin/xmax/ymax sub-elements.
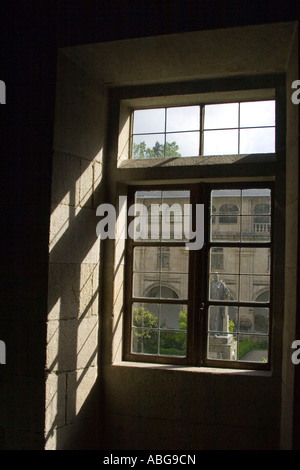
<box><xmin>106</xmin><ymin>73</ymin><xmax>286</xmax><ymax>372</ymax></box>
<box><xmin>129</xmin><ymin>99</ymin><xmax>276</xmax><ymax>160</ymax></box>
<box><xmin>123</xmin><ymin>181</ymin><xmax>273</xmax><ymax>370</ymax></box>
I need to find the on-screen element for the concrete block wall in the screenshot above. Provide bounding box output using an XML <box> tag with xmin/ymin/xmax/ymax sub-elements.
<box><xmin>45</xmin><ymin>52</ymin><xmax>104</xmax><ymax>449</ymax></box>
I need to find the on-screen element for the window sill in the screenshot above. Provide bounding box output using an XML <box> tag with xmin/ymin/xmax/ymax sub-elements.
<box><xmin>112</xmin><ymin>360</ymin><xmax>272</xmax><ymax>377</ymax></box>
<box><xmin>118</xmin><ymin>153</ymin><xmax>276</xmax><ymax>169</ymax></box>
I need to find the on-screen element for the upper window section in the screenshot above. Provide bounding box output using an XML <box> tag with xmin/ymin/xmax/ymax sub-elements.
<box><xmin>130</xmin><ymin>100</ymin><xmax>275</xmax><ymax>159</ymax></box>
<box><xmin>132</xmin><ymin>106</ymin><xmax>200</xmax><ymax>158</ymax></box>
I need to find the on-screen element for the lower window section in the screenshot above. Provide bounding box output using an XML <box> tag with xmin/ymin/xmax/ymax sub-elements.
<box><xmin>131</xmin><ymin>302</ymin><xmax>188</xmax><ymax>357</ymax></box>
<box><xmin>207</xmin><ymin>305</ymin><xmax>269</xmax><ymax>363</ymax></box>
<box><xmin>124</xmin><ymin>184</ymin><xmax>272</xmax><ymax>369</ymax></box>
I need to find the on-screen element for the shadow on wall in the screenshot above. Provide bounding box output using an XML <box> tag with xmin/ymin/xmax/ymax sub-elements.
<box><xmin>45</xmin><ymin>51</ymin><xmax>106</xmax><ymax>450</ymax></box>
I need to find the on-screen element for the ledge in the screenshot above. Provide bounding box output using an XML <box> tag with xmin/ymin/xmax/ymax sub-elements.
<box><xmin>118</xmin><ymin>153</ymin><xmax>276</xmax><ymax>169</ymax></box>
<box><xmin>111</xmin><ymin>361</ymin><xmax>272</xmax><ymax>377</ymax></box>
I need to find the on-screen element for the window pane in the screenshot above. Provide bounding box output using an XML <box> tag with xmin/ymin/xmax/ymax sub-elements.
<box><xmin>131</xmin><ymin>302</ymin><xmax>187</xmax><ymax>357</ymax></box>
<box><xmin>239</xmin><ymin>127</ymin><xmax>275</xmax><ymax>154</ymax></box>
<box><xmin>132</xmin><ymin>302</ymin><xmax>159</xmax><ymax>327</ymax></box>
<box><xmin>238</xmin><ymin>335</ymin><xmax>268</xmax><ymax>363</ymax></box>
<box><xmin>211</xmin><ymin>216</ymin><xmax>241</xmax><ymax>242</ymax></box>
<box><xmin>160</xmin><ymin>330</ymin><xmax>187</xmax><ymax>357</ymax></box>
<box><xmin>164</xmin><ymin>247</ymin><xmax>189</xmax><ymax>273</ymax></box>
<box><xmin>131</xmin><ymin>302</ymin><xmax>159</xmax><ymax>354</ymax></box>
<box><xmin>132</xmin><ymin>134</ymin><xmax>165</xmax><ymax>159</ymax></box>
<box><xmin>239</xmin><ymin>275</ymin><xmax>270</xmax><ymax>302</ymax></box>
<box><xmin>133</xmin><ymin>273</ymin><xmax>160</xmax><ymax>298</ymax></box>
<box><xmin>203</xmin><ymin>129</ymin><xmax>238</xmax><ymax>155</ymax></box>
<box><xmin>209</xmin><ymin>274</ymin><xmax>238</xmax><ymax>301</ymax></box>
<box><xmin>207</xmin><ymin>333</ymin><xmax>237</xmax><ymax>361</ymax></box>
<box><xmin>239</xmin><ymin>307</ymin><xmax>269</xmax><ymax>334</ymax></box>
<box><xmin>166</xmin><ymin>106</ymin><xmax>200</xmax><ymax>132</ymax></box>
<box><xmin>134</xmin><ymin>246</ymin><xmax>160</xmax><ymax>272</ymax></box>
<box><xmin>132</xmin><ymin>328</ymin><xmax>158</xmax><ymax>354</ymax></box>
<box><xmin>208</xmin><ymin>305</ymin><xmax>238</xmax><ymax>333</ymax></box>
<box><xmin>160</xmin><ymin>274</ymin><xmax>188</xmax><ymax>299</ymax></box>
<box><xmin>160</xmin><ymin>303</ymin><xmax>187</xmax><ymax>329</ymax></box>
<box><xmin>204</xmin><ymin>103</ymin><xmax>239</xmax><ymax>129</ymax></box>
<box><xmin>166</xmin><ymin>132</ymin><xmax>199</xmax><ymax>157</ymax></box>
<box><xmin>240</xmin><ymin>127</ymin><xmax>275</xmax><ymax>153</ymax></box>
<box><xmin>241</xmin><ymin>188</ymin><xmax>271</xmax><ymax>215</ymax></box>
<box><xmin>210</xmin><ymin>247</ymin><xmax>237</xmax><ymax>274</ymax></box>
<box><xmin>240</xmin><ymin>247</ymin><xmax>270</xmax><ymax>274</ymax></box>
<box><xmin>241</xmin><ymin>215</ymin><xmax>271</xmax><ymax>242</ymax></box>
<box><xmin>133</xmin><ymin>108</ymin><xmax>165</xmax><ymax>134</ymax></box>
<box><xmin>240</xmin><ymin>100</ymin><xmax>275</xmax><ymax>128</ymax></box>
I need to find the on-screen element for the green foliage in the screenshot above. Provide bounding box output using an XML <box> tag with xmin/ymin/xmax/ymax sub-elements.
<box><xmin>133</xmin><ymin>307</ymin><xmax>159</xmax><ymax>328</ymax></box>
<box><xmin>132</xmin><ymin>307</ymin><xmax>187</xmax><ymax>356</ymax></box>
<box><xmin>229</xmin><ymin>319</ymin><xmax>235</xmax><ymax>333</ymax></box>
<box><xmin>238</xmin><ymin>337</ymin><xmax>268</xmax><ymax>361</ymax></box>
<box><xmin>178</xmin><ymin>310</ymin><xmax>187</xmax><ymax>330</ymax></box>
<box><xmin>132</xmin><ymin>141</ymin><xmax>181</xmax><ymax>159</ymax></box>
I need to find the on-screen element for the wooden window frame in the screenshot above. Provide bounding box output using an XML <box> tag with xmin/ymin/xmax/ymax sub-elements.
<box><xmin>123</xmin><ymin>181</ymin><xmax>273</xmax><ymax>370</ymax></box>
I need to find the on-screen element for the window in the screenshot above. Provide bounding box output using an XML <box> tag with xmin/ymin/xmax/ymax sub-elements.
<box><xmin>210</xmin><ymin>247</ymin><xmax>224</xmax><ymax>270</ymax></box>
<box><xmin>130</xmin><ymin>100</ymin><xmax>275</xmax><ymax>159</ymax></box>
<box><xmin>219</xmin><ymin>204</ymin><xmax>239</xmax><ymax>224</ymax></box>
<box><xmin>253</xmin><ymin>203</ymin><xmax>271</xmax><ymax>233</ymax></box>
<box><xmin>124</xmin><ymin>184</ymin><xmax>273</xmax><ymax>369</ymax></box>
<box><xmin>126</xmin><ymin>189</ymin><xmax>190</xmax><ymax>359</ymax></box>
<box><xmin>110</xmin><ymin>77</ymin><xmax>282</xmax><ymax>371</ymax></box>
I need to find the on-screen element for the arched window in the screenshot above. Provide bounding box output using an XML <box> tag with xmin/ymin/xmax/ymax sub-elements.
<box><xmin>219</xmin><ymin>204</ymin><xmax>239</xmax><ymax>224</ymax></box>
<box><xmin>253</xmin><ymin>203</ymin><xmax>270</xmax><ymax>232</ymax></box>
<box><xmin>253</xmin><ymin>203</ymin><xmax>270</xmax><ymax>223</ymax></box>
<box><xmin>146</xmin><ymin>285</ymin><xmax>179</xmax><ymax>299</ymax></box>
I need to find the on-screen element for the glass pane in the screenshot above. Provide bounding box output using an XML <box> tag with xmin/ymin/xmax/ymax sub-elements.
<box><xmin>132</xmin><ymin>328</ymin><xmax>158</xmax><ymax>354</ymax></box>
<box><xmin>160</xmin><ymin>273</ymin><xmax>188</xmax><ymax>300</ymax></box>
<box><xmin>133</xmin><ymin>273</ymin><xmax>187</xmax><ymax>300</ymax></box>
<box><xmin>134</xmin><ymin>246</ymin><xmax>160</xmax><ymax>272</ymax></box>
<box><xmin>208</xmin><ymin>305</ymin><xmax>238</xmax><ymax>333</ymax></box>
<box><xmin>239</xmin><ymin>275</ymin><xmax>270</xmax><ymax>302</ymax></box>
<box><xmin>162</xmin><ymin>247</ymin><xmax>189</xmax><ymax>273</ymax></box>
<box><xmin>160</xmin><ymin>303</ymin><xmax>187</xmax><ymax>329</ymax></box>
<box><xmin>238</xmin><ymin>335</ymin><xmax>268</xmax><ymax>363</ymax></box>
<box><xmin>132</xmin><ymin>134</ymin><xmax>165</xmax><ymax>159</ymax></box>
<box><xmin>239</xmin><ymin>127</ymin><xmax>275</xmax><ymax>154</ymax></box>
<box><xmin>132</xmin><ymin>302</ymin><xmax>159</xmax><ymax>327</ymax></box>
<box><xmin>159</xmin><ymin>330</ymin><xmax>187</xmax><ymax>357</ymax></box>
<box><xmin>240</xmin><ymin>247</ymin><xmax>270</xmax><ymax>274</ymax></box>
<box><xmin>210</xmin><ymin>247</ymin><xmax>238</xmax><ymax>274</ymax></box>
<box><xmin>239</xmin><ymin>100</ymin><xmax>275</xmax><ymax>128</ymax></box>
<box><xmin>204</xmin><ymin>103</ymin><xmax>239</xmax><ymax>129</ymax></box>
<box><xmin>166</xmin><ymin>106</ymin><xmax>200</xmax><ymax>132</ymax></box>
<box><xmin>209</xmin><ymin>274</ymin><xmax>238</xmax><ymax>301</ymax></box>
<box><xmin>239</xmin><ymin>307</ymin><xmax>269</xmax><ymax>334</ymax></box>
<box><xmin>166</xmin><ymin>132</ymin><xmax>199</xmax><ymax>157</ymax></box>
<box><xmin>211</xmin><ymin>215</ymin><xmax>241</xmax><ymax>242</ymax></box>
<box><xmin>241</xmin><ymin>188</ymin><xmax>271</xmax><ymax>215</ymax></box>
<box><xmin>203</xmin><ymin>129</ymin><xmax>238</xmax><ymax>155</ymax></box>
<box><xmin>133</xmin><ymin>108</ymin><xmax>165</xmax><ymax>134</ymax></box>
<box><xmin>211</xmin><ymin>189</ymin><xmax>241</xmax><ymax>214</ymax></box>
<box><xmin>241</xmin><ymin>215</ymin><xmax>271</xmax><ymax>242</ymax></box>
<box><xmin>133</xmin><ymin>190</ymin><xmax>161</xmax><ymax>241</ymax></box>
<box><xmin>207</xmin><ymin>333</ymin><xmax>237</xmax><ymax>361</ymax></box>
<box><xmin>135</xmin><ymin>190</ymin><xmax>161</xmax><ymax>204</ymax></box>
<box><xmin>133</xmin><ymin>273</ymin><xmax>160</xmax><ymax>298</ymax></box>
<box><xmin>134</xmin><ymin>190</ymin><xmax>191</xmax><ymax>241</ymax></box>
